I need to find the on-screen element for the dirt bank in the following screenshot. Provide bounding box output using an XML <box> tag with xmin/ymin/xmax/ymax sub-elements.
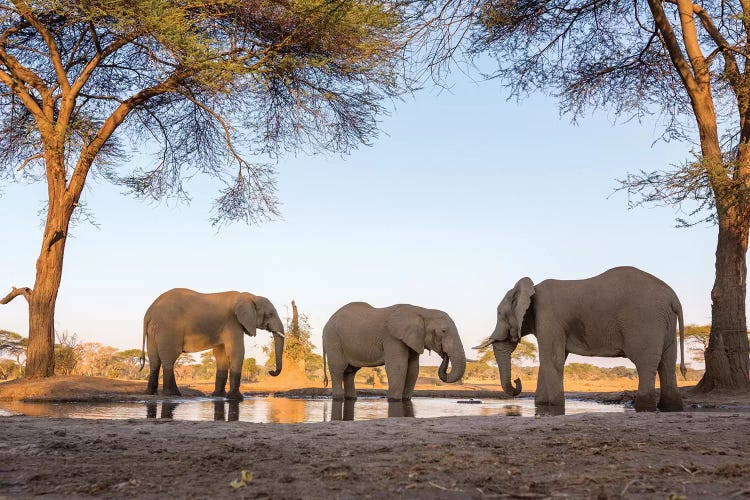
<box><xmin>1</xmin><ymin>410</ymin><xmax>749</xmax><ymax>498</ymax></box>
<box><xmin>2</xmin><ymin>377</ymin><xmax>750</xmax><ymax>498</ymax></box>
<box><xmin>0</xmin><ymin>376</ymin><xmax>742</xmax><ymax>410</ymax></box>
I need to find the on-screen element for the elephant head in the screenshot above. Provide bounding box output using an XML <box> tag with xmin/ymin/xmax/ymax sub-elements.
<box><xmin>476</xmin><ymin>277</ymin><xmax>534</xmax><ymax>396</ymax></box>
<box><xmin>235</xmin><ymin>294</ymin><xmax>285</xmax><ymax>377</ymax></box>
<box><xmin>387</xmin><ymin>307</ymin><xmax>466</xmax><ymax>383</ymax></box>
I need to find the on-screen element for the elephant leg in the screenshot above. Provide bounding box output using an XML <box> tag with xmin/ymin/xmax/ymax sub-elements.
<box><xmin>535</xmin><ymin>339</ymin><xmax>566</xmax><ymax>407</ymax></box>
<box><xmin>383</xmin><ymin>339</ymin><xmax>409</xmax><ymax>402</ymax></box>
<box><xmin>161</xmin><ymin>362</ymin><xmax>182</xmax><ymax>397</ymax></box>
<box><xmin>327</xmin><ymin>351</ymin><xmax>347</xmax><ymax>401</ymax></box>
<box><xmin>211</xmin><ymin>345</ymin><xmax>229</xmax><ymax>398</ymax></box>
<box><xmin>330</xmin><ymin>372</ymin><xmax>345</xmax><ymax>401</ymax></box>
<box><xmin>633</xmin><ymin>363</ymin><xmax>658</xmax><ymax>412</ymax></box>
<box><xmin>402</xmin><ymin>351</ymin><xmax>420</xmax><ymax>401</ymax></box>
<box><xmin>657</xmin><ymin>337</ymin><xmax>683</xmax><ymax>412</ymax></box>
<box><xmin>343</xmin><ymin>366</ymin><xmax>360</xmax><ymax>400</ymax></box>
<box><xmin>627</xmin><ymin>333</ymin><xmax>661</xmax><ymax>412</ymax></box>
<box><xmin>146</xmin><ymin>340</ymin><xmax>161</xmax><ymax>395</ymax></box>
<box><xmin>227</xmin><ymin>371</ymin><xmax>243</xmax><ymax>401</ymax></box>
<box><xmin>146</xmin><ymin>359</ymin><xmax>161</xmax><ymax>395</ymax></box>
<box><xmin>225</xmin><ymin>336</ymin><xmax>245</xmax><ymax>401</ymax></box>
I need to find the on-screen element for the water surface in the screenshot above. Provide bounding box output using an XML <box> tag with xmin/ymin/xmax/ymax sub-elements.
<box><xmin>0</xmin><ymin>396</ymin><xmax>625</xmax><ymax>422</ymax></box>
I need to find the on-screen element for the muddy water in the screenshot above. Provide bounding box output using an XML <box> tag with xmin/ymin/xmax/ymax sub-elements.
<box><xmin>0</xmin><ymin>396</ymin><xmax>626</xmax><ymax>422</ymax></box>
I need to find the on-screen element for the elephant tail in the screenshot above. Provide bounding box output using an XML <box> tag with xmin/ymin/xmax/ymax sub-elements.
<box><xmin>322</xmin><ymin>348</ymin><xmax>329</xmax><ymax>388</ymax></box>
<box><xmin>672</xmin><ymin>296</ymin><xmax>687</xmax><ymax>379</ymax></box>
<box><xmin>140</xmin><ymin>316</ymin><xmax>149</xmax><ymax>371</ymax></box>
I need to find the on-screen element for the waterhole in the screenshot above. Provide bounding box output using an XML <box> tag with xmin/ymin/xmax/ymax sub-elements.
<box><xmin>0</xmin><ymin>396</ymin><xmax>626</xmax><ymax>422</ymax></box>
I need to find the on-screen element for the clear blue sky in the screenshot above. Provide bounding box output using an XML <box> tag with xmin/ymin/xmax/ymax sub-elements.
<box><xmin>1</xmin><ymin>72</ymin><xmax>719</xmax><ymax>368</ymax></box>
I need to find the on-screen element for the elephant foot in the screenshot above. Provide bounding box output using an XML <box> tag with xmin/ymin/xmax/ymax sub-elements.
<box><xmin>534</xmin><ymin>395</ymin><xmax>565</xmax><ymax>407</ymax></box>
<box><xmin>657</xmin><ymin>388</ymin><xmax>684</xmax><ymax>412</ymax></box>
<box><xmin>534</xmin><ymin>403</ymin><xmax>566</xmax><ymax>417</ymax></box>
<box><xmin>211</xmin><ymin>390</ymin><xmax>228</xmax><ymax>398</ymax></box>
<box><xmin>387</xmin><ymin>397</ymin><xmax>403</xmax><ymax>402</ymax></box>
<box><xmin>162</xmin><ymin>388</ymin><xmax>182</xmax><ymax>397</ymax></box>
<box><xmin>344</xmin><ymin>396</ymin><xmax>357</xmax><ymax>401</ymax></box>
<box><xmin>634</xmin><ymin>391</ymin><xmax>657</xmax><ymax>412</ymax></box>
<box><xmin>226</xmin><ymin>391</ymin><xmax>244</xmax><ymax>401</ymax></box>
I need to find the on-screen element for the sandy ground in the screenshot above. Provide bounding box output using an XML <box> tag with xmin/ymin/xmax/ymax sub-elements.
<box><xmin>1</xmin><ymin>377</ymin><xmax>749</xmax><ymax>499</ymax></box>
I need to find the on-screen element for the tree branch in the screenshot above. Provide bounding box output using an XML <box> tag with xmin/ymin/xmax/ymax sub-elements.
<box><xmin>16</xmin><ymin>153</ymin><xmax>43</xmax><ymax>171</ymax></box>
<box><xmin>58</xmin><ymin>35</ymin><xmax>139</xmax><ymax>131</ymax></box>
<box><xmin>0</xmin><ymin>286</ymin><xmax>32</xmax><ymax>304</ymax></box>
<box><xmin>687</xmin><ymin>2</ymin><xmax>740</xmax><ymax>85</ymax></box>
<box><xmin>646</xmin><ymin>0</ymin><xmax>698</xmax><ymax>93</ymax></box>
<box><xmin>675</xmin><ymin>0</ymin><xmax>709</xmax><ymax>86</ymax></box>
<box><xmin>12</xmin><ymin>0</ymin><xmax>70</xmax><ymax>93</ymax></box>
<box><xmin>66</xmin><ymin>76</ymin><xmax>181</xmax><ymax>200</ymax></box>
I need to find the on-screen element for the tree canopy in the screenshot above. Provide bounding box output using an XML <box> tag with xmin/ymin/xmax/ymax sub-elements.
<box><xmin>0</xmin><ymin>0</ymin><xmax>412</xmax><ymax>377</ymax></box>
<box><xmin>0</xmin><ymin>0</ymin><xmax>408</xmax><ymax>223</ymax></box>
<box><xmin>461</xmin><ymin>0</ymin><xmax>750</xmax><ymax>390</ymax></box>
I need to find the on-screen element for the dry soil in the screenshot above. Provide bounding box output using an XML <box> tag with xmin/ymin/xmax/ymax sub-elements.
<box><xmin>0</xmin><ymin>377</ymin><xmax>749</xmax><ymax>499</ymax></box>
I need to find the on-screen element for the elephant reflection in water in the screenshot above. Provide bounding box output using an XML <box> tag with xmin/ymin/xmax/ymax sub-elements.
<box><xmin>213</xmin><ymin>401</ymin><xmax>240</xmax><ymax>421</ymax></box>
<box><xmin>330</xmin><ymin>399</ymin><xmax>355</xmax><ymax>421</ymax></box>
<box><xmin>329</xmin><ymin>400</ymin><xmax>415</xmax><ymax>421</ymax></box>
<box><xmin>146</xmin><ymin>401</ymin><xmax>179</xmax><ymax>419</ymax></box>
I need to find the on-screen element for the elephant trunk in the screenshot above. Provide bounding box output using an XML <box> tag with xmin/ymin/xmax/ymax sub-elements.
<box><xmin>268</xmin><ymin>332</ymin><xmax>284</xmax><ymax>377</ymax></box>
<box><xmin>493</xmin><ymin>340</ymin><xmax>522</xmax><ymax>396</ymax></box>
<box><xmin>438</xmin><ymin>340</ymin><xmax>466</xmax><ymax>383</ymax></box>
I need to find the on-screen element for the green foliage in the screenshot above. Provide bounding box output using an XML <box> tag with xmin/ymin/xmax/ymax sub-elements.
<box><xmin>0</xmin><ymin>330</ymin><xmax>26</xmax><ymax>363</ymax></box>
<box><xmin>111</xmin><ymin>349</ymin><xmax>147</xmax><ymax>379</ymax></box>
<box><xmin>685</xmin><ymin>324</ymin><xmax>711</xmax><ymax>364</ymax></box>
<box><xmin>304</xmin><ymin>352</ymin><xmax>324</xmax><ymax>380</ymax></box>
<box><xmin>564</xmin><ymin>363</ymin><xmax>638</xmax><ymax>381</ymax></box>
<box><xmin>190</xmin><ymin>351</ymin><xmax>217</xmax><ymax>381</ymax></box>
<box><xmin>356</xmin><ymin>366</ymin><xmax>386</xmax><ymax>385</ymax></box>
<box><xmin>242</xmin><ymin>357</ymin><xmax>260</xmax><ymax>382</ymax></box>
<box><xmin>0</xmin><ymin>358</ymin><xmax>23</xmax><ymax>379</ymax></box>
<box><xmin>683</xmin><ymin>324</ymin><xmax>750</xmax><ymax>364</ymax></box>
<box><xmin>53</xmin><ymin>330</ymin><xmax>80</xmax><ymax>376</ymax></box>
<box><xmin>0</xmin><ymin>0</ymin><xmax>411</xmax><ymax>224</ymax></box>
<box><xmin>463</xmin><ymin>361</ymin><xmax>498</xmax><ymax>381</ymax></box>
<box><xmin>264</xmin><ymin>303</ymin><xmax>316</xmax><ymax>372</ymax></box>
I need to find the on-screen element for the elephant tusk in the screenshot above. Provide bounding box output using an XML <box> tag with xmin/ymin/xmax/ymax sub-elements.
<box><xmin>472</xmin><ymin>337</ymin><xmax>495</xmax><ymax>350</ymax></box>
<box><xmin>273</xmin><ymin>331</ymin><xmax>285</xmax><ymax>338</ymax></box>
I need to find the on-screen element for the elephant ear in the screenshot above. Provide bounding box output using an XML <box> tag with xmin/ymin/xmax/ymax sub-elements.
<box><xmin>386</xmin><ymin>308</ymin><xmax>426</xmax><ymax>354</ymax></box>
<box><xmin>509</xmin><ymin>277</ymin><xmax>534</xmax><ymax>342</ymax></box>
<box><xmin>234</xmin><ymin>295</ymin><xmax>258</xmax><ymax>334</ymax></box>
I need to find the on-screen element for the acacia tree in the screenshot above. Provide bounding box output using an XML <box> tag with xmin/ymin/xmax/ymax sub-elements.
<box><xmin>459</xmin><ymin>0</ymin><xmax>750</xmax><ymax>391</ymax></box>
<box><xmin>264</xmin><ymin>300</ymin><xmax>315</xmax><ymax>380</ymax></box>
<box><xmin>0</xmin><ymin>0</ymin><xmax>408</xmax><ymax>377</ymax></box>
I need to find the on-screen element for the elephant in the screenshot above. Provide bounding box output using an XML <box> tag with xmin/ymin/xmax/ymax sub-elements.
<box><xmin>476</xmin><ymin>266</ymin><xmax>686</xmax><ymax>412</ymax></box>
<box><xmin>140</xmin><ymin>288</ymin><xmax>285</xmax><ymax>401</ymax></box>
<box><xmin>322</xmin><ymin>302</ymin><xmax>467</xmax><ymax>401</ymax></box>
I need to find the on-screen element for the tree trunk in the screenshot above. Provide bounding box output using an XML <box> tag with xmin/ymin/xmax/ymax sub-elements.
<box><xmin>696</xmin><ymin>208</ymin><xmax>750</xmax><ymax>391</ymax></box>
<box><xmin>25</xmin><ymin>197</ymin><xmax>72</xmax><ymax>378</ymax></box>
